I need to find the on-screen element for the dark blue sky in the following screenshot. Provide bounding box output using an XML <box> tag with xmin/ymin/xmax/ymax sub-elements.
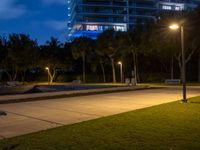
<box><xmin>0</xmin><ymin>0</ymin><xmax>67</xmax><ymax>45</ymax></box>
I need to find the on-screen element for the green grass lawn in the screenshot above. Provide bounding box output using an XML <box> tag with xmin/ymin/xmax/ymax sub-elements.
<box><xmin>1</xmin><ymin>97</ymin><xmax>200</xmax><ymax>150</ymax></box>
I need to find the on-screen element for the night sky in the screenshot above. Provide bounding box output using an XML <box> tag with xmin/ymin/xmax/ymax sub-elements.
<box><xmin>0</xmin><ymin>0</ymin><xmax>67</xmax><ymax>45</ymax></box>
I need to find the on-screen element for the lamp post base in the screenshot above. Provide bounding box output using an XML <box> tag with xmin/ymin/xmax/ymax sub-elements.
<box><xmin>181</xmin><ymin>99</ymin><xmax>188</xmax><ymax>103</ymax></box>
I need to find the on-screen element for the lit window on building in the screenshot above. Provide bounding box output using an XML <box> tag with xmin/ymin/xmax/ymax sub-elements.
<box><xmin>162</xmin><ymin>5</ymin><xmax>172</xmax><ymax>10</ymax></box>
<box><xmin>175</xmin><ymin>6</ymin><xmax>181</xmax><ymax>10</ymax></box>
<box><xmin>86</xmin><ymin>25</ymin><xmax>98</xmax><ymax>31</ymax></box>
<box><xmin>114</xmin><ymin>26</ymin><xmax>126</xmax><ymax>31</ymax></box>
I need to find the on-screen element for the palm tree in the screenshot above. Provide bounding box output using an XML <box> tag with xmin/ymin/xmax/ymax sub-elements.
<box><xmin>89</xmin><ymin>44</ymin><xmax>107</xmax><ymax>83</ymax></box>
<box><xmin>95</xmin><ymin>49</ymin><xmax>107</xmax><ymax>83</ymax></box>
<box><xmin>97</xmin><ymin>29</ymin><xmax>120</xmax><ymax>83</ymax></box>
<box><xmin>71</xmin><ymin>37</ymin><xmax>93</xmax><ymax>83</ymax></box>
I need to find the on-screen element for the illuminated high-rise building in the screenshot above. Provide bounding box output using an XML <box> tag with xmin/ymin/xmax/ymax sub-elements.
<box><xmin>67</xmin><ymin>0</ymin><xmax>200</xmax><ymax>40</ymax></box>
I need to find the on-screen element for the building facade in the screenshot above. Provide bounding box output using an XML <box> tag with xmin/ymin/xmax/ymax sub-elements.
<box><xmin>67</xmin><ymin>0</ymin><xmax>200</xmax><ymax>40</ymax></box>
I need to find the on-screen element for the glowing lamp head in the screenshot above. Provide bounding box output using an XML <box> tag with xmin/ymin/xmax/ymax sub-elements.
<box><xmin>169</xmin><ymin>24</ymin><xmax>179</xmax><ymax>30</ymax></box>
<box><xmin>118</xmin><ymin>61</ymin><xmax>122</xmax><ymax>65</ymax></box>
<box><xmin>45</xmin><ymin>67</ymin><xmax>49</xmax><ymax>70</ymax></box>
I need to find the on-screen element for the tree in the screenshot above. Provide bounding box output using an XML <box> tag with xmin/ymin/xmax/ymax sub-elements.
<box><xmin>2</xmin><ymin>34</ymin><xmax>38</xmax><ymax>81</ymax></box>
<box><xmin>186</xmin><ymin>6</ymin><xmax>200</xmax><ymax>82</ymax></box>
<box><xmin>63</xmin><ymin>42</ymin><xmax>75</xmax><ymax>72</ymax></box>
<box><xmin>40</xmin><ymin>37</ymin><xmax>65</xmax><ymax>84</ymax></box>
<box><xmin>89</xmin><ymin>44</ymin><xmax>109</xmax><ymax>83</ymax></box>
<box><xmin>0</xmin><ymin>36</ymin><xmax>8</xmax><ymax>81</ymax></box>
<box><xmin>120</xmin><ymin>25</ymin><xmax>146</xmax><ymax>84</ymax></box>
<box><xmin>148</xmin><ymin>14</ymin><xmax>197</xmax><ymax>80</ymax></box>
<box><xmin>149</xmin><ymin>25</ymin><xmax>180</xmax><ymax>79</ymax></box>
<box><xmin>0</xmin><ymin>36</ymin><xmax>7</xmax><ymax>67</ymax></box>
<box><xmin>71</xmin><ymin>37</ymin><xmax>93</xmax><ymax>83</ymax></box>
<box><xmin>97</xmin><ymin>29</ymin><xmax>121</xmax><ymax>83</ymax></box>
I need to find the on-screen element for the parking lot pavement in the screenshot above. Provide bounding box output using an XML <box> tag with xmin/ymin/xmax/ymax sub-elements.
<box><xmin>0</xmin><ymin>86</ymin><xmax>200</xmax><ymax>139</ymax></box>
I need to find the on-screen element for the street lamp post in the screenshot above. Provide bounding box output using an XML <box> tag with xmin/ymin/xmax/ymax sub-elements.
<box><xmin>169</xmin><ymin>24</ymin><xmax>187</xmax><ymax>103</ymax></box>
<box><xmin>45</xmin><ymin>67</ymin><xmax>50</xmax><ymax>85</ymax></box>
<box><xmin>118</xmin><ymin>61</ymin><xmax>123</xmax><ymax>83</ymax></box>
<box><xmin>180</xmin><ymin>26</ymin><xmax>187</xmax><ymax>103</ymax></box>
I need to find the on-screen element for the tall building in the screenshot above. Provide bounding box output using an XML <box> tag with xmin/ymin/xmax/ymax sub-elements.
<box><xmin>158</xmin><ymin>0</ymin><xmax>198</xmax><ymax>11</ymax></box>
<box><xmin>67</xmin><ymin>0</ymin><xmax>200</xmax><ymax>41</ymax></box>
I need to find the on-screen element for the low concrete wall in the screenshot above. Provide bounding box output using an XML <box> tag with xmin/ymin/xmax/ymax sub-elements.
<box><xmin>0</xmin><ymin>86</ymin><xmax>151</xmax><ymax>104</ymax></box>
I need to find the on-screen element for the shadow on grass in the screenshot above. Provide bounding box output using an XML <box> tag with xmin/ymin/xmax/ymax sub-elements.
<box><xmin>2</xmin><ymin>144</ymin><xmax>19</xmax><ymax>150</ymax></box>
<box><xmin>190</xmin><ymin>101</ymin><xmax>200</xmax><ymax>104</ymax></box>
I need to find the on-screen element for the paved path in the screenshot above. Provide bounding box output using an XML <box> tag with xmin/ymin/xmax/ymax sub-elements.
<box><xmin>0</xmin><ymin>86</ymin><xmax>200</xmax><ymax>139</ymax></box>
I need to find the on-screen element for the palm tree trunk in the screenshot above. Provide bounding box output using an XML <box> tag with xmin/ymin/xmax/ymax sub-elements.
<box><xmin>101</xmin><ymin>63</ymin><xmax>106</xmax><ymax>83</ymax></box>
<box><xmin>136</xmin><ymin>61</ymin><xmax>140</xmax><ymax>83</ymax></box>
<box><xmin>111</xmin><ymin>58</ymin><xmax>116</xmax><ymax>83</ymax></box>
<box><xmin>132</xmin><ymin>51</ymin><xmax>138</xmax><ymax>84</ymax></box>
<box><xmin>22</xmin><ymin>70</ymin><xmax>26</xmax><ymax>84</ymax></box>
<box><xmin>12</xmin><ymin>69</ymin><xmax>18</xmax><ymax>81</ymax></box>
<box><xmin>100</xmin><ymin>62</ymin><xmax>106</xmax><ymax>83</ymax></box>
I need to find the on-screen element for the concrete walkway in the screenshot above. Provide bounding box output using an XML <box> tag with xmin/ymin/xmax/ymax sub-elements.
<box><xmin>0</xmin><ymin>86</ymin><xmax>200</xmax><ymax>139</ymax></box>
